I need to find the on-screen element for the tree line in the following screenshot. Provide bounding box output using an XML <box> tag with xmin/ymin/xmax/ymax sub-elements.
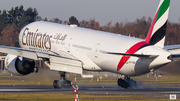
<box><xmin>0</xmin><ymin>5</ymin><xmax>180</xmax><ymax>50</ymax></box>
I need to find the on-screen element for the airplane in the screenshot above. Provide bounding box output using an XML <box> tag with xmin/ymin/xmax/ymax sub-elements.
<box><xmin>0</xmin><ymin>0</ymin><xmax>177</xmax><ymax>88</ymax></box>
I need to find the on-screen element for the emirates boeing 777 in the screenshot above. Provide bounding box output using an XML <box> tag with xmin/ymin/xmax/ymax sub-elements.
<box><xmin>0</xmin><ymin>0</ymin><xmax>178</xmax><ymax>88</ymax></box>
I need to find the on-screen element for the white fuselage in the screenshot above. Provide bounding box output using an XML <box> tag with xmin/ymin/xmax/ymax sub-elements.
<box><xmin>19</xmin><ymin>21</ymin><xmax>171</xmax><ymax>76</ymax></box>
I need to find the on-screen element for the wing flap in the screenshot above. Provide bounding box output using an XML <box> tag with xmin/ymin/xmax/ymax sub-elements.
<box><xmin>45</xmin><ymin>55</ymin><xmax>82</xmax><ymax>74</ymax></box>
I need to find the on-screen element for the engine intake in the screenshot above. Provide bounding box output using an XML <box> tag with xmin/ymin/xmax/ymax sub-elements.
<box><xmin>5</xmin><ymin>54</ymin><xmax>35</xmax><ymax>75</ymax></box>
<box><xmin>15</xmin><ymin>57</ymin><xmax>35</xmax><ymax>75</ymax></box>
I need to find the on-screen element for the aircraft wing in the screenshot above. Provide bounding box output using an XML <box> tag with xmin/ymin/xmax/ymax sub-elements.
<box><xmin>103</xmin><ymin>51</ymin><xmax>158</xmax><ymax>58</ymax></box>
<box><xmin>0</xmin><ymin>45</ymin><xmax>83</xmax><ymax>74</ymax></box>
<box><xmin>164</xmin><ymin>45</ymin><xmax>180</xmax><ymax>59</ymax></box>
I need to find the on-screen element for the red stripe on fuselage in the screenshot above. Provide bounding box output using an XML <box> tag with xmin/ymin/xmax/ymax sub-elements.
<box><xmin>117</xmin><ymin>41</ymin><xmax>148</xmax><ymax>71</ymax></box>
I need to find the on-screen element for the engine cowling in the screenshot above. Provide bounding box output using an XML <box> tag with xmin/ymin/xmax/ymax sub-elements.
<box><xmin>5</xmin><ymin>54</ymin><xmax>35</xmax><ymax>76</ymax></box>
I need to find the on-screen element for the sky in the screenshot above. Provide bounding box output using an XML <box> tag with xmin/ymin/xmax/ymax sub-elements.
<box><xmin>0</xmin><ymin>0</ymin><xmax>179</xmax><ymax>26</ymax></box>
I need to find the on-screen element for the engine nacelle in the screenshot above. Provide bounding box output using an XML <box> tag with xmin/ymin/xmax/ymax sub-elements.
<box><xmin>5</xmin><ymin>54</ymin><xmax>35</xmax><ymax>76</ymax></box>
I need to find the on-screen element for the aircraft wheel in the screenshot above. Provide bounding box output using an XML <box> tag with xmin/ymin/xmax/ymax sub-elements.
<box><xmin>117</xmin><ymin>78</ymin><xmax>122</xmax><ymax>86</ymax></box>
<box><xmin>53</xmin><ymin>80</ymin><xmax>59</xmax><ymax>88</ymax></box>
<box><xmin>65</xmin><ymin>80</ymin><xmax>72</xmax><ymax>87</ymax></box>
<box><xmin>124</xmin><ymin>82</ymin><xmax>129</xmax><ymax>89</ymax></box>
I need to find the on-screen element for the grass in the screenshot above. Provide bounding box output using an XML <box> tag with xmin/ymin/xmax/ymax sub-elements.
<box><xmin>0</xmin><ymin>94</ymin><xmax>178</xmax><ymax>101</ymax></box>
<box><xmin>1</xmin><ymin>100</ymin><xmax>179</xmax><ymax>101</ymax></box>
<box><xmin>0</xmin><ymin>94</ymin><xmax>144</xmax><ymax>100</ymax></box>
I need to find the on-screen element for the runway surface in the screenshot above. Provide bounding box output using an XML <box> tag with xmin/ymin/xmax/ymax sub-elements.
<box><xmin>0</xmin><ymin>84</ymin><xmax>179</xmax><ymax>99</ymax></box>
<box><xmin>0</xmin><ymin>84</ymin><xmax>179</xmax><ymax>94</ymax></box>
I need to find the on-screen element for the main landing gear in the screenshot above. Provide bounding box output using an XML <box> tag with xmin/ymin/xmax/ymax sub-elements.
<box><xmin>117</xmin><ymin>76</ymin><xmax>137</xmax><ymax>89</ymax></box>
<box><xmin>53</xmin><ymin>72</ymin><xmax>72</xmax><ymax>89</ymax></box>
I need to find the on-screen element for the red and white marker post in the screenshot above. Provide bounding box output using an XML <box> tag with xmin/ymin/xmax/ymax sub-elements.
<box><xmin>74</xmin><ymin>89</ymin><xmax>79</xmax><ymax>101</ymax></box>
<box><xmin>71</xmin><ymin>83</ymin><xmax>79</xmax><ymax>101</ymax></box>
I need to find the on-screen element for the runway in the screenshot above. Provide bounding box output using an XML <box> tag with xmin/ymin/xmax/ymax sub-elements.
<box><xmin>0</xmin><ymin>84</ymin><xmax>179</xmax><ymax>99</ymax></box>
<box><xmin>0</xmin><ymin>84</ymin><xmax>180</xmax><ymax>94</ymax></box>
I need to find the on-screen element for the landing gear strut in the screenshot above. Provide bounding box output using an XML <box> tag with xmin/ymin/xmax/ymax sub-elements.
<box><xmin>53</xmin><ymin>72</ymin><xmax>72</xmax><ymax>89</ymax></box>
<box><xmin>117</xmin><ymin>76</ymin><xmax>137</xmax><ymax>89</ymax></box>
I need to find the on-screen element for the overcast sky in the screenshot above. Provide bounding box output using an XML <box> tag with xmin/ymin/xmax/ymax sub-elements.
<box><xmin>0</xmin><ymin>0</ymin><xmax>179</xmax><ymax>25</ymax></box>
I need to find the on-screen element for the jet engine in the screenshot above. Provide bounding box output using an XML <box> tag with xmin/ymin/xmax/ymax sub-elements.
<box><xmin>5</xmin><ymin>54</ymin><xmax>35</xmax><ymax>76</ymax></box>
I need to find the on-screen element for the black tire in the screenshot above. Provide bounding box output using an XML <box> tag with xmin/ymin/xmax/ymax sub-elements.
<box><xmin>117</xmin><ymin>79</ymin><xmax>122</xmax><ymax>86</ymax></box>
<box><xmin>121</xmin><ymin>80</ymin><xmax>125</xmax><ymax>88</ymax></box>
<box><xmin>53</xmin><ymin>80</ymin><xmax>59</xmax><ymax>88</ymax></box>
<box><xmin>124</xmin><ymin>82</ymin><xmax>129</xmax><ymax>89</ymax></box>
<box><xmin>122</xmin><ymin>80</ymin><xmax>129</xmax><ymax>89</ymax></box>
